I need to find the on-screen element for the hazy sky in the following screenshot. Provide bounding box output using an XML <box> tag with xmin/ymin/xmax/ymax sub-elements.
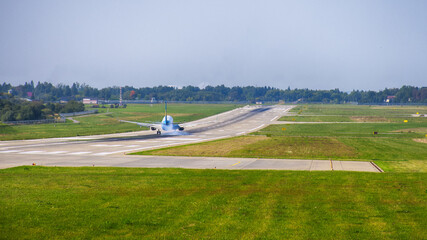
<box><xmin>1</xmin><ymin>0</ymin><xmax>426</xmax><ymax>91</ymax></box>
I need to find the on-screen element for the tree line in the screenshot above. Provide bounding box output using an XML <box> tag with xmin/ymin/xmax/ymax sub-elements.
<box><xmin>1</xmin><ymin>81</ymin><xmax>426</xmax><ymax>103</ymax></box>
<box><xmin>0</xmin><ymin>95</ymin><xmax>84</xmax><ymax>122</ymax></box>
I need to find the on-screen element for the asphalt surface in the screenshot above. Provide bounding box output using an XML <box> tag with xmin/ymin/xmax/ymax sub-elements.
<box><xmin>0</xmin><ymin>105</ymin><xmax>381</xmax><ymax>172</ymax></box>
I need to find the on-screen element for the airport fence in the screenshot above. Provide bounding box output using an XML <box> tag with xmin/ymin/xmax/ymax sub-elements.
<box><xmin>99</xmin><ymin>100</ymin><xmax>254</xmax><ymax>105</ymax></box>
<box><xmin>3</xmin><ymin>118</ymin><xmax>65</xmax><ymax>125</ymax></box>
<box><xmin>2</xmin><ymin>110</ymin><xmax>98</xmax><ymax>125</ymax></box>
<box><xmin>59</xmin><ymin>110</ymin><xmax>98</xmax><ymax>117</ymax></box>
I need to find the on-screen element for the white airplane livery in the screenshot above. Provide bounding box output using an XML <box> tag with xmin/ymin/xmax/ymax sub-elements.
<box><xmin>120</xmin><ymin>102</ymin><xmax>184</xmax><ymax>135</ymax></box>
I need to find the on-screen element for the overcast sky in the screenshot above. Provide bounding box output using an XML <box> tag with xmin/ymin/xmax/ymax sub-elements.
<box><xmin>1</xmin><ymin>0</ymin><xmax>426</xmax><ymax>91</ymax></box>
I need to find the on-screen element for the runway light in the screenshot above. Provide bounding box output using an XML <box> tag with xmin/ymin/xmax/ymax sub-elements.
<box><xmin>416</xmin><ymin>112</ymin><xmax>419</xmax><ymax>114</ymax></box>
<box><xmin>404</xmin><ymin>120</ymin><xmax>408</xmax><ymax>123</ymax></box>
<box><xmin>32</xmin><ymin>163</ymin><xmax>36</xmax><ymax>166</ymax></box>
<box><xmin>282</xmin><ymin>128</ymin><xmax>286</xmax><ymax>131</ymax></box>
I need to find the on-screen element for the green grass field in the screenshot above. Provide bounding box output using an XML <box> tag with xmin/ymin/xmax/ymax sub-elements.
<box><xmin>281</xmin><ymin>104</ymin><xmax>427</xmax><ymax>123</ymax></box>
<box><xmin>0</xmin><ymin>104</ymin><xmax>240</xmax><ymax>140</ymax></box>
<box><xmin>0</xmin><ymin>166</ymin><xmax>425</xmax><ymax>239</ymax></box>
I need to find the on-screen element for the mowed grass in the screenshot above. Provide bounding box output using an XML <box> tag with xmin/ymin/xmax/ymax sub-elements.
<box><xmin>0</xmin><ymin>166</ymin><xmax>425</xmax><ymax>239</ymax></box>
<box><xmin>138</xmin><ymin>135</ymin><xmax>358</xmax><ymax>159</ymax></box>
<box><xmin>281</xmin><ymin>104</ymin><xmax>427</xmax><ymax>123</ymax></box>
<box><xmin>136</xmin><ymin>105</ymin><xmax>427</xmax><ymax>172</ymax></box>
<box><xmin>0</xmin><ymin>104</ymin><xmax>240</xmax><ymax>140</ymax></box>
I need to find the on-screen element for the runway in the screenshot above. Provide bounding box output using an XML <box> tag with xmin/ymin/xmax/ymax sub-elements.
<box><xmin>0</xmin><ymin>105</ymin><xmax>381</xmax><ymax>172</ymax></box>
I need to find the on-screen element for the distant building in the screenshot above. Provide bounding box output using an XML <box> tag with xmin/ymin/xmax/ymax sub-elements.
<box><xmin>386</xmin><ymin>96</ymin><xmax>396</xmax><ymax>103</ymax></box>
<box><xmin>83</xmin><ymin>98</ymin><xmax>98</xmax><ymax>104</ymax></box>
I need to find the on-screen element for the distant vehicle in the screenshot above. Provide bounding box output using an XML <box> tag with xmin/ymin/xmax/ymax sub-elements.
<box><xmin>120</xmin><ymin>102</ymin><xmax>184</xmax><ymax>135</ymax></box>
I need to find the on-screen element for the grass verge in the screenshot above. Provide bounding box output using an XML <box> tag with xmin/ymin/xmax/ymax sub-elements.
<box><xmin>282</xmin><ymin>104</ymin><xmax>427</xmax><ymax>123</ymax></box>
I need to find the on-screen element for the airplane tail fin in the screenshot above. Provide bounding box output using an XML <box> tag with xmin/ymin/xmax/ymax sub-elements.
<box><xmin>165</xmin><ymin>101</ymin><xmax>167</xmax><ymax>118</ymax></box>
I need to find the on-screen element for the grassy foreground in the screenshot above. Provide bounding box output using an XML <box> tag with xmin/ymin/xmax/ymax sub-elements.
<box><xmin>0</xmin><ymin>166</ymin><xmax>426</xmax><ymax>239</ymax></box>
<box><xmin>0</xmin><ymin>104</ymin><xmax>240</xmax><ymax>140</ymax></box>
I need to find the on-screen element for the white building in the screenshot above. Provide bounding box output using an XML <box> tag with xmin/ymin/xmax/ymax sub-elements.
<box><xmin>82</xmin><ymin>98</ymin><xmax>98</xmax><ymax>104</ymax></box>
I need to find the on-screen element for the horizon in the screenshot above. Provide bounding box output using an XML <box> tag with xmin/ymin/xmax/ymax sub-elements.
<box><xmin>3</xmin><ymin>80</ymin><xmax>425</xmax><ymax>93</ymax></box>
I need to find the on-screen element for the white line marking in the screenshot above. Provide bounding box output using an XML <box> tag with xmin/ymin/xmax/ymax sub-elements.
<box><xmin>248</xmin><ymin>124</ymin><xmax>265</xmax><ymax>132</ymax></box>
<box><xmin>162</xmin><ymin>138</ymin><xmax>201</xmax><ymax>141</ymax></box>
<box><xmin>2</xmin><ymin>142</ymin><xmax>68</xmax><ymax>149</ymax></box>
<box><xmin>270</xmin><ymin>116</ymin><xmax>279</xmax><ymax>121</ymax></box>
<box><xmin>237</xmin><ymin>132</ymin><xmax>246</xmax><ymax>135</ymax></box>
<box><xmin>45</xmin><ymin>151</ymin><xmax>68</xmax><ymax>155</ymax></box>
<box><xmin>91</xmin><ymin>144</ymin><xmax>123</xmax><ymax>147</ymax></box>
<box><xmin>69</xmin><ymin>152</ymin><xmax>92</xmax><ymax>155</ymax></box>
<box><xmin>19</xmin><ymin>151</ymin><xmax>45</xmax><ymax>155</ymax></box>
<box><xmin>92</xmin><ymin>152</ymin><xmax>114</xmax><ymax>156</ymax></box>
<box><xmin>0</xmin><ymin>150</ymin><xmax>21</xmax><ymax>153</ymax></box>
<box><xmin>125</xmin><ymin>145</ymin><xmax>139</xmax><ymax>148</ymax></box>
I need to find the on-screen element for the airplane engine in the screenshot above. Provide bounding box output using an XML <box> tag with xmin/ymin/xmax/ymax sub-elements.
<box><xmin>178</xmin><ymin>127</ymin><xmax>184</xmax><ymax>131</ymax></box>
<box><xmin>150</xmin><ymin>127</ymin><xmax>157</xmax><ymax>131</ymax></box>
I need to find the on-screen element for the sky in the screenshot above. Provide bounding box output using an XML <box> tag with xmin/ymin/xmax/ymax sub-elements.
<box><xmin>0</xmin><ymin>0</ymin><xmax>426</xmax><ymax>91</ymax></box>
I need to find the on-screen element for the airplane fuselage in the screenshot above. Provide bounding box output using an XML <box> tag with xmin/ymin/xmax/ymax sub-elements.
<box><xmin>160</xmin><ymin>115</ymin><xmax>184</xmax><ymax>133</ymax></box>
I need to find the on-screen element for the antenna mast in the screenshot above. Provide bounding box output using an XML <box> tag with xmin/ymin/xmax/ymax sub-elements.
<box><xmin>119</xmin><ymin>87</ymin><xmax>123</xmax><ymax>106</ymax></box>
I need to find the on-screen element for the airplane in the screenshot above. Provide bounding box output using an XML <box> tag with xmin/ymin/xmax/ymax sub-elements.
<box><xmin>120</xmin><ymin>102</ymin><xmax>184</xmax><ymax>135</ymax></box>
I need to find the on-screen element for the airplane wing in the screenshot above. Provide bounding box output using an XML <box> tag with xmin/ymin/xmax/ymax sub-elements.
<box><xmin>119</xmin><ymin>120</ymin><xmax>160</xmax><ymax>129</ymax></box>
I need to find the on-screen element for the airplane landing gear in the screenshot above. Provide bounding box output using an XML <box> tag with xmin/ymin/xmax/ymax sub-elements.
<box><xmin>157</xmin><ymin>130</ymin><xmax>161</xmax><ymax>135</ymax></box>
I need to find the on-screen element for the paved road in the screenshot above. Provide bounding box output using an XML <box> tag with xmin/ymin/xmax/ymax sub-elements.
<box><xmin>0</xmin><ymin>105</ymin><xmax>381</xmax><ymax>172</ymax></box>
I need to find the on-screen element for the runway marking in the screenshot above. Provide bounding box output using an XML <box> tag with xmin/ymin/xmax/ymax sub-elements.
<box><xmin>270</xmin><ymin>116</ymin><xmax>279</xmax><ymax>121</ymax></box>
<box><xmin>204</xmin><ymin>136</ymin><xmax>231</xmax><ymax>141</ymax></box>
<box><xmin>124</xmin><ymin>145</ymin><xmax>139</xmax><ymax>147</ymax></box>
<box><xmin>45</xmin><ymin>151</ymin><xmax>68</xmax><ymax>155</ymax></box>
<box><xmin>248</xmin><ymin>124</ymin><xmax>265</xmax><ymax>132</ymax></box>
<box><xmin>19</xmin><ymin>151</ymin><xmax>45</xmax><ymax>155</ymax></box>
<box><xmin>162</xmin><ymin>138</ymin><xmax>201</xmax><ymax>141</ymax></box>
<box><xmin>237</xmin><ymin>132</ymin><xmax>246</xmax><ymax>135</ymax></box>
<box><xmin>69</xmin><ymin>152</ymin><xmax>92</xmax><ymax>155</ymax></box>
<box><xmin>55</xmin><ymin>137</ymin><xmax>97</xmax><ymax>140</ymax></box>
<box><xmin>0</xmin><ymin>150</ymin><xmax>21</xmax><ymax>153</ymax></box>
<box><xmin>1</xmin><ymin>142</ymin><xmax>68</xmax><ymax>149</ymax></box>
<box><xmin>92</xmin><ymin>152</ymin><xmax>114</xmax><ymax>156</ymax></box>
<box><xmin>91</xmin><ymin>144</ymin><xmax>123</xmax><ymax>147</ymax></box>
<box><xmin>231</xmin><ymin>161</ymin><xmax>241</xmax><ymax>166</ymax></box>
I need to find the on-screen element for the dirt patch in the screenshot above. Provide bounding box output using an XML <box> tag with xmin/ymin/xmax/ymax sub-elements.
<box><xmin>413</xmin><ymin>139</ymin><xmax>427</xmax><ymax>144</ymax></box>
<box><xmin>350</xmin><ymin>116</ymin><xmax>389</xmax><ymax>122</ymax></box>
<box><xmin>391</xmin><ymin>128</ymin><xmax>427</xmax><ymax>133</ymax></box>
